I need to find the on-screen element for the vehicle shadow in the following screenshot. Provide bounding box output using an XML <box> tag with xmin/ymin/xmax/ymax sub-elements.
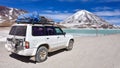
<box><xmin>48</xmin><ymin>49</ymin><xmax>66</xmax><ymax>57</ymax></box>
<box><xmin>9</xmin><ymin>53</ymin><xmax>36</xmax><ymax>63</ymax></box>
<box><xmin>9</xmin><ymin>49</ymin><xmax>67</xmax><ymax>63</ymax></box>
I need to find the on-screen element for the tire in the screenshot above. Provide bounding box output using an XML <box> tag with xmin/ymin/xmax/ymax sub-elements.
<box><xmin>35</xmin><ymin>46</ymin><xmax>48</xmax><ymax>63</ymax></box>
<box><xmin>66</xmin><ymin>40</ymin><xmax>74</xmax><ymax>51</ymax></box>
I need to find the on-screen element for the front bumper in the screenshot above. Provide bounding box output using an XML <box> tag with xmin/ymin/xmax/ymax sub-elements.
<box><xmin>5</xmin><ymin>44</ymin><xmax>37</xmax><ymax>56</ymax></box>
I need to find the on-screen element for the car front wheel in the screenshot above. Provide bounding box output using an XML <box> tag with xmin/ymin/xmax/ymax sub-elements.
<box><xmin>66</xmin><ymin>40</ymin><xmax>74</xmax><ymax>51</ymax></box>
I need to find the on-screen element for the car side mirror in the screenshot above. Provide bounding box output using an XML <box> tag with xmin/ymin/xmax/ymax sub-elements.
<box><xmin>63</xmin><ymin>32</ymin><xmax>66</xmax><ymax>35</ymax></box>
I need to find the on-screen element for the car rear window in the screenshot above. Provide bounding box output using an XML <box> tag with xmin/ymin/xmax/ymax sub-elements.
<box><xmin>9</xmin><ymin>26</ymin><xmax>27</xmax><ymax>36</ymax></box>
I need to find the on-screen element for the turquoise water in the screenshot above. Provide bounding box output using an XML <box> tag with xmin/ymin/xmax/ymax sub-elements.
<box><xmin>63</xmin><ymin>28</ymin><xmax>120</xmax><ymax>36</ymax></box>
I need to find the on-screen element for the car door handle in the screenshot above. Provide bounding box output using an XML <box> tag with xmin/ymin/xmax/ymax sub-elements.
<box><xmin>47</xmin><ymin>38</ymin><xmax>49</xmax><ymax>39</ymax></box>
<box><xmin>57</xmin><ymin>37</ymin><xmax>60</xmax><ymax>38</ymax></box>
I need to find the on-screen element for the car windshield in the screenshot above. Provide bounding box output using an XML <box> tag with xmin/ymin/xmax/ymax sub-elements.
<box><xmin>9</xmin><ymin>26</ymin><xmax>27</xmax><ymax>36</ymax></box>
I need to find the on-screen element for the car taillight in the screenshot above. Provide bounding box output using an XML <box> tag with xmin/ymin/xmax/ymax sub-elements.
<box><xmin>25</xmin><ymin>41</ymin><xmax>29</xmax><ymax>49</ymax></box>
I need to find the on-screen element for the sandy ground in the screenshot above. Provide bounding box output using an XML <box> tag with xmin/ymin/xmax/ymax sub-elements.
<box><xmin>0</xmin><ymin>27</ymin><xmax>10</xmax><ymax>41</ymax></box>
<box><xmin>0</xmin><ymin>27</ymin><xmax>120</xmax><ymax>68</ymax></box>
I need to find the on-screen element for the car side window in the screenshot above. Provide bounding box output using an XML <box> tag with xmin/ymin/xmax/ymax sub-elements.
<box><xmin>32</xmin><ymin>26</ymin><xmax>45</xmax><ymax>36</ymax></box>
<box><xmin>55</xmin><ymin>27</ymin><xmax>64</xmax><ymax>35</ymax></box>
<box><xmin>46</xmin><ymin>27</ymin><xmax>55</xmax><ymax>35</ymax></box>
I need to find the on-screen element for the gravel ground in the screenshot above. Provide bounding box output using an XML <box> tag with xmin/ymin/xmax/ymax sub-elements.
<box><xmin>0</xmin><ymin>34</ymin><xmax>120</xmax><ymax>68</ymax></box>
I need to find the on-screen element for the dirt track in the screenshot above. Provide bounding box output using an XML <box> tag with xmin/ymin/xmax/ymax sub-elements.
<box><xmin>0</xmin><ymin>34</ymin><xmax>120</xmax><ymax>68</ymax></box>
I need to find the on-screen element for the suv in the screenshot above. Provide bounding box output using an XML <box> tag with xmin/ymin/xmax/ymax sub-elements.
<box><xmin>5</xmin><ymin>24</ymin><xmax>74</xmax><ymax>62</ymax></box>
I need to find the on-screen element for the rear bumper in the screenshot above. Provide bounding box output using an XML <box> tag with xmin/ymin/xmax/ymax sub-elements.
<box><xmin>5</xmin><ymin>44</ymin><xmax>37</xmax><ymax>56</ymax></box>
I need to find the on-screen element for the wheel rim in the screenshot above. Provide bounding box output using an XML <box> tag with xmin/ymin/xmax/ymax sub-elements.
<box><xmin>39</xmin><ymin>49</ymin><xmax>47</xmax><ymax>60</ymax></box>
<box><xmin>68</xmin><ymin>41</ymin><xmax>73</xmax><ymax>49</ymax></box>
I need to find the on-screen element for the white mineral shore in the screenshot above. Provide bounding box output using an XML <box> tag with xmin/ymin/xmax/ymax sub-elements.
<box><xmin>0</xmin><ymin>27</ymin><xmax>120</xmax><ymax>68</ymax></box>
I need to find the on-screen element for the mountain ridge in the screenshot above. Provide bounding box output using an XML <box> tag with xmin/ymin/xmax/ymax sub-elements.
<box><xmin>0</xmin><ymin>6</ymin><xmax>27</xmax><ymax>26</ymax></box>
<box><xmin>61</xmin><ymin>10</ymin><xmax>113</xmax><ymax>29</ymax></box>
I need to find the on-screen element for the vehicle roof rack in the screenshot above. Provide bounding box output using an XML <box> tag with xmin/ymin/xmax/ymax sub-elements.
<box><xmin>15</xmin><ymin>15</ymin><xmax>54</xmax><ymax>25</ymax></box>
<box><xmin>16</xmin><ymin>21</ymin><xmax>55</xmax><ymax>26</ymax></box>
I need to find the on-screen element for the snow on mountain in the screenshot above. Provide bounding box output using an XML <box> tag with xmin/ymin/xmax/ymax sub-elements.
<box><xmin>61</xmin><ymin>10</ymin><xmax>113</xmax><ymax>28</ymax></box>
<box><xmin>0</xmin><ymin>6</ymin><xmax>27</xmax><ymax>26</ymax></box>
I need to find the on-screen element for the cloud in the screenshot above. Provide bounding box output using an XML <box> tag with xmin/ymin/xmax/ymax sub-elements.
<box><xmin>58</xmin><ymin>0</ymin><xmax>75</xmax><ymax>2</ymax></box>
<box><xmin>39</xmin><ymin>10</ymin><xmax>73</xmax><ymax>21</ymax></box>
<box><xmin>81</xmin><ymin>0</ymin><xmax>89</xmax><ymax>2</ymax></box>
<box><xmin>41</xmin><ymin>10</ymin><xmax>61</xmax><ymax>14</ymax></box>
<box><xmin>105</xmin><ymin>18</ymin><xmax>120</xmax><ymax>25</ymax></box>
<box><xmin>92</xmin><ymin>7</ymin><xmax>112</xmax><ymax>11</ymax></box>
<box><xmin>28</xmin><ymin>0</ymin><xmax>39</xmax><ymax>1</ymax></box>
<box><xmin>40</xmin><ymin>13</ymin><xmax>72</xmax><ymax>21</ymax></box>
<box><xmin>100</xmin><ymin>0</ymin><xmax>120</xmax><ymax>2</ymax></box>
<box><xmin>19</xmin><ymin>0</ymin><xmax>41</xmax><ymax>2</ymax></box>
<box><xmin>74</xmin><ymin>9</ymin><xmax>81</xmax><ymax>12</ymax></box>
<box><xmin>48</xmin><ymin>7</ymin><xmax>54</xmax><ymax>9</ymax></box>
<box><xmin>94</xmin><ymin>10</ymin><xmax>120</xmax><ymax>25</ymax></box>
<box><xmin>58</xmin><ymin>0</ymin><xmax>89</xmax><ymax>2</ymax></box>
<box><xmin>94</xmin><ymin>10</ymin><xmax>120</xmax><ymax>16</ymax></box>
<box><xmin>23</xmin><ymin>0</ymin><xmax>40</xmax><ymax>1</ymax></box>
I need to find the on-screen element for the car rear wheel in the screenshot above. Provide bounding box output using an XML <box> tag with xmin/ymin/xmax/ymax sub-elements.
<box><xmin>66</xmin><ymin>40</ymin><xmax>74</xmax><ymax>51</ymax></box>
<box><xmin>35</xmin><ymin>46</ymin><xmax>48</xmax><ymax>63</ymax></box>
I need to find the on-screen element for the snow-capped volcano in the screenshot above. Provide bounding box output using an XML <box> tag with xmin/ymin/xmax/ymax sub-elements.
<box><xmin>0</xmin><ymin>6</ymin><xmax>27</xmax><ymax>26</ymax></box>
<box><xmin>61</xmin><ymin>10</ymin><xmax>112</xmax><ymax>28</ymax></box>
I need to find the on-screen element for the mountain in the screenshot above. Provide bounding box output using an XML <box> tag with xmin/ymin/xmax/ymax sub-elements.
<box><xmin>0</xmin><ymin>6</ymin><xmax>27</xmax><ymax>26</ymax></box>
<box><xmin>61</xmin><ymin>10</ymin><xmax>113</xmax><ymax>29</ymax></box>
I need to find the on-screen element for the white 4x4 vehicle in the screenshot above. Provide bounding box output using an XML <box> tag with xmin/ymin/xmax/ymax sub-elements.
<box><xmin>5</xmin><ymin>24</ymin><xmax>74</xmax><ymax>62</ymax></box>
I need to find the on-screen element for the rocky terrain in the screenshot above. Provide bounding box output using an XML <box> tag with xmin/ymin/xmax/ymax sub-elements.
<box><xmin>0</xmin><ymin>6</ymin><xmax>27</xmax><ymax>26</ymax></box>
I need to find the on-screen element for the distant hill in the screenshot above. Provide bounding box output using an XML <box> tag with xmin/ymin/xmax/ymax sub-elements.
<box><xmin>0</xmin><ymin>6</ymin><xmax>27</xmax><ymax>26</ymax></box>
<box><xmin>61</xmin><ymin>10</ymin><xmax>113</xmax><ymax>29</ymax></box>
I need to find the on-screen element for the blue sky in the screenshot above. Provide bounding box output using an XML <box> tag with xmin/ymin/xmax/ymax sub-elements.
<box><xmin>0</xmin><ymin>0</ymin><xmax>120</xmax><ymax>25</ymax></box>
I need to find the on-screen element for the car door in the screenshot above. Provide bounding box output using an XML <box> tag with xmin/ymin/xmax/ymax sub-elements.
<box><xmin>45</xmin><ymin>26</ymin><xmax>58</xmax><ymax>50</ymax></box>
<box><xmin>54</xmin><ymin>27</ymin><xmax>67</xmax><ymax>47</ymax></box>
<box><xmin>30</xmin><ymin>26</ymin><xmax>47</xmax><ymax>48</ymax></box>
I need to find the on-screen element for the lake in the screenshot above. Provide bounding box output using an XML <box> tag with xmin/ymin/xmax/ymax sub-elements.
<box><xmin>63</xmin><ymin>28</ymin><xmax>120</xmax><ymax>36</ymax></box>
